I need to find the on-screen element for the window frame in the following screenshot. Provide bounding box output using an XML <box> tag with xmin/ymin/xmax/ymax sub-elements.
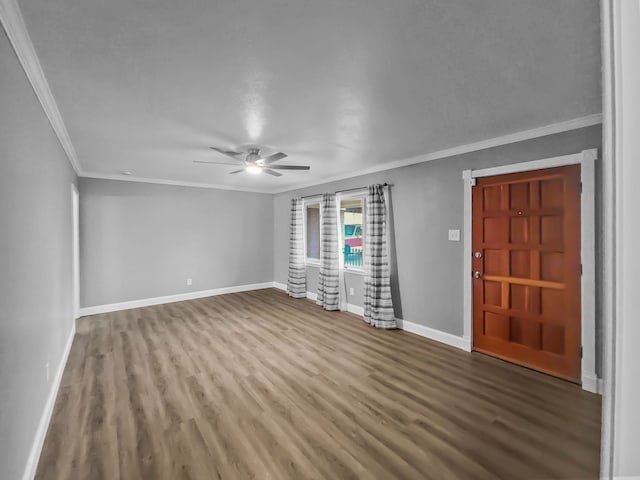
<box><xmin>302</xmin><ymin>196</ymin><xmax>322</xmax><ymax>266</ymax></box>
<box><xmin>337</xmin><ymin>191</ymin><xmax>366</xmax><ymax>274</ymax></box>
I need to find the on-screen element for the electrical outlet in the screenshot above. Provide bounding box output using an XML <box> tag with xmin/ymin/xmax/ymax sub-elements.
<box><xmin>186</xmin><ymin>278</ymin><xmax>193</xmax><ymax>286</ymax></box>
<box><xmin>45</xmin><ymin>362</ymin><xmax>50</xmax><ymax>385</ymax></box>
<box><xmin>349</xmin><ymin>287</ymin><xmax>355</xmax><ymax>296</ymax></box>
<box><xmin>448</xmin><ymin>229</ymin><xmax>461</xmax><ymax>241</ymax></box>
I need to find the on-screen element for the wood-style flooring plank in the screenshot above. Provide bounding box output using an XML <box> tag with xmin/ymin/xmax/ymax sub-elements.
<box><xmin>35</xmin><ymin>288</ymin><xmax>601</xmax><ymax>479</ymax></box>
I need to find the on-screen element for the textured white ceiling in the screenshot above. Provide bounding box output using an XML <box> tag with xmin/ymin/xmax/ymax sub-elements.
<box><xmin>18</xmin><ymin>0</ymin><xmax>601</xmax><ymax>191</ymax></box>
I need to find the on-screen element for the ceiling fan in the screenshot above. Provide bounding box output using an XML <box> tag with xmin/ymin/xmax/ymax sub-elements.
<box><xmin>194</xmin><ymin>146</ymin><xmax>310</xmax><ymax>177</ymax></box>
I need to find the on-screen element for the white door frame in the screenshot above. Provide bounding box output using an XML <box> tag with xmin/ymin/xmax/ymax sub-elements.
<box><xmin>461</xmin><ymin>148</ymin><xmax>599</xmax><ymax>393</ymax></box>
<box><xmin>71</xmin><ymin>183</ymin><xmax>80</xmax><ymax>319</ymax></box>
<box><xmin>600</xmin><ymin>0</ymin><xmax>640</xmax><ymax>476</ymax></box>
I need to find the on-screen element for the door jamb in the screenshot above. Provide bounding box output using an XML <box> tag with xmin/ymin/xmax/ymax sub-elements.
<box><xmin>71</xmin><ymin>183</ymin><xmax>80</xmax><ymax>320</ymax></box>
<box><xmin>462</xmin><ymin>149</ymin><xmax>599</xmax><ymax>393</ymax></box>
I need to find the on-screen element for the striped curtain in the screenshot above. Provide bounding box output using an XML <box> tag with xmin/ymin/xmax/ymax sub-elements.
<box><xmin>317</xmin><ymin>193</ymin><xmax>341</xmax><ymax>310</ymax></box>
<box><xmin>364</xmin><ymin>185</ymin><xmax>396</xmax><ymax>328</ymax></box>
<box><xmin>287</xmin><ymin>198</ymin><xmax>306</xmax><ymax>298</ymax></box>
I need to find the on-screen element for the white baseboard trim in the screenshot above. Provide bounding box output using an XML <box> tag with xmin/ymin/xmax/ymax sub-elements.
<box><xmin>582</xmin><ymin>371</ymin><xmax>604</xmax><ymax>395</ymax></box>
<box><xmin>396</xmin><ymin>319</ymin><xmax>472</xmax><ymax>352</ymax></box>
<box><xmin>274</xmin><ymin>284</ymin><xmax>471</xmax><ymax>353</ymax></box>
<box><xmin>22</xmin><ymin>320</ymin><xmax>76</xmax><ymax>480</ymax></box>
<box><xmin>91</xmin><ymin>283</ymin><xmax>601</xmax><ymax>394</ymax></box>
<box><xmin>79</xmin><ymin>282</ymin><xmax>274</xmax><ymax>316</ymax></box>
<box><xmin>273</xmin><ymin>283</ymin><xmax>359</xmax><ymax>312</ymax></box>
<box><xmin>347</xmin><ymin>304</ymin><xmax>364</xmax><ymax>316</ymax></box>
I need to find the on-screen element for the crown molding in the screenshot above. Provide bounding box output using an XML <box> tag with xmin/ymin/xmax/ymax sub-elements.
<box><xmin>0</xmin><ymin>0</ymin><xmax>81</xmax><ymax>174</ymax></box>
<box><xmin>82</xmin><ymin>113</ymin><xmax>602</xmax><ymax>195</ymax></box>
<box><xmin>80</xmin><ymin>171</ymin><xmax>274</xmax><ymax>194</ymax></box>
<box><xmin>0</xmin><ymin>1</ymin><xmax>601</xmax><ymax>195</ymax></box>
<box><xmin>271</xmin><ymin>113</ymin><xmax>603</xmax><ymax>194</ymax></box>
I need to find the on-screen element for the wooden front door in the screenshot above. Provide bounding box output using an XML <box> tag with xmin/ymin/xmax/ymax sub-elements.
<box><xmin>472</xmin><ymin>165</ymin><xmax>582</xmax><ymax>382</ymax></box>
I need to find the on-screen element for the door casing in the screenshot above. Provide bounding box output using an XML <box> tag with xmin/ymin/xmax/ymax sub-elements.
<box><xmin>72</xmin><ymin>183</ymin><xmax>80</xmax><ymax>320</ymax></box>
<box><xmin>462</xmin><ymin>149</ymin><xmax>598</xmax><ymax>392</ymax></box>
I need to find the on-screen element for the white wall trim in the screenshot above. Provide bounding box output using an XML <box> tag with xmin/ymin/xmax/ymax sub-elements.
<box><xmin>272</xmin><ymin>114</ymin><xmax>603</xmax><ymax>194</ymax></box>
<box><xmin>467</xmin><ymin>152</ymin><xmax>587</xmax><ymax>178</ymax></box>
<box><xmin>580</xmin><ymin>150</ymin><xmax>598</xmax><ymax>393</ymax></box>
<box><xmin>274</xmin><ymin>283</ymin><xmax>471</xmax><ymax>353</ymax></box>
<box><xmin>274</xmin><ymin>282</ymin><xmax>356</xmax><ymax>311</ymax></box>
<box><xmin>396</xmin><ymin>319</ymin><xmax>472</xmax><ymax>352</ymax></box>
<box><xmin>71</xmin><ymin>183</ymin><xmax>80</xmax><ymax>320</ymax></box>
<box><xmin>82</xmin><ymin>114</ymin><xmax>601</xmax><ymax>195</ymax></box>
<box><xmin>21</xmin><ymin>320</ymin><xmax>76</xmax><ymax>480</ymax></box>
<box><xmin>606</xmin><ymin>1</ymin><xmax>640</xmax><ymax>476</ymax></box>
<box><xmin>79</xmin><ymin>282</ymin><xmax>274</xmax><ymax>316</ymax></box>
<box><xmin>462</xmin><ymin>169</ymin><xmax>474</xmax><ymax>344</ymax></box>
<box><xmin>0</xmin><ymin>0</ymin><xmax>81</xmax><ymax>175</ymax></box>
<box><xmin>80</xmin><ymin>172</ymin><xmax>273</xmax><ymax>194</ymax></box>
<box><xmin>274</xmin><ymin>285</ymin><xmax>472</xmax><ymax>355</ymax></box>
<box><xmin>582</xmin><ymin>372</ymin><xmax>604</xmax><ymax>395</ymax></box>
<box><xmin>599</xmin><ymin>0</ymin><xmax>617</xmax><ymax>475</ymax></box>
<box><xmin>462</xmin><ymin>149</ymin><xmax>600</xmax><ymax>394</ymax></box>
<box><xmin>0</xmin><ymin>1</ymin><xmax>601</xmax><ymax>196</ymax></box>
<box><xmin>80</xmin><ymin>114</ymin><xmax>599</xmax><ymax>196</ymax></box>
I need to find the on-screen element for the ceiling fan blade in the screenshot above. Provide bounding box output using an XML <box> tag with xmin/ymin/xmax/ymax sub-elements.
<box><xmin>193</xmin><ymin>160</ymin><xmax>241</xmax><ymax>165</ymax></box>
<box><xmin>262</xmin><ymin>152</ymin><xmax>288</xmax><ymax>164</ymax></box>
<box><xmin>210</xmin><ymin>146</ymin><xmax>244</xmax><ymax>159</ymax></box>
<box><xmin>263</xmin><ymin>168</ymin><xmax>283</xmax><ymax>177</ymax></box>
<box><xmin>268</xmin><ymin>165</ymin><xmax>310</xmax><ymax>170</ymax></box>
<box><xmin>229</xmin><ymin>169</ymin><xmax>245</xmax><ymax>174</ymax></box>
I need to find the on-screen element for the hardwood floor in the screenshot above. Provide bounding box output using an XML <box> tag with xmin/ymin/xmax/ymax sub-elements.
<box><xmin>36</xmin><ymin>288</ymin><xmax>601</xmax><ymax>479</ymax></box>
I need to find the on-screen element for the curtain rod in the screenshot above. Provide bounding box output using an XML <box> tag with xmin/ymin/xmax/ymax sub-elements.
<box><xmin>300</xmin><ymin>183</ymin><xmax>392</xmax><ymax>199</ymax></box>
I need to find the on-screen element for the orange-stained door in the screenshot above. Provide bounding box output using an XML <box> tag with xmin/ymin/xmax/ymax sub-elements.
<box><xmin>472</xmin><ymin>165</ymin><xmax>582</xmax><ymax>382</ymax></box>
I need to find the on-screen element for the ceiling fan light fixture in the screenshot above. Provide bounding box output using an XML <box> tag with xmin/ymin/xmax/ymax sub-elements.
<box><xmin>206</xmin><ymin>144</ymin><xmax>309</xmax><ymax>177</ymax></box>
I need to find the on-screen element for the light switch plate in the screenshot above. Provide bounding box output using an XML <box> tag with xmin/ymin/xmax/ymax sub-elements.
<box><xmin>448</xmin><ymin>229</ymin><xmax>461</xmax><ymax>241</ymax></box>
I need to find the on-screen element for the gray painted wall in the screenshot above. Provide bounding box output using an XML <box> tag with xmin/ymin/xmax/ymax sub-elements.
<box><xmin>80</xmin><ymin>179</ymin><xmax>274</xmax><ymax>307</ymax></box>
<box><xmin>274</xmin><ymin>125</ymin><xmax>602</xmax><ymax>344</ymax></box>
<box><xmin>0</xmin><ymin>29</ymin><xmax>77</xmax><ymax>480</ymax></box>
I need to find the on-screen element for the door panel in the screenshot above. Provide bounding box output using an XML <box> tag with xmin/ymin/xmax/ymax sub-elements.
<box><xmin>472</xmin><ymin>165</ymin><xmax>581</xmax><ymax>382</ymax></box>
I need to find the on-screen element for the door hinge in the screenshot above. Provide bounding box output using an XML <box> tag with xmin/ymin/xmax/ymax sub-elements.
<box><xmin>580</xmin><ymin>182</ymin><xmax>583</xmax><ymax>194</ymax></box>
<box><xmin>581</xmin><ymin>264</ymin><xmax>583</xmax><ymax>275</ymax></box>
<box><xmin>470</xmin><ymin>178</ymin><xmax>477</xmax><ymax>187</ymax></box>
<box><xmin>580</xmin><ymin>346</ymin><xmax>583</xmax><ymax>358</ymax></box>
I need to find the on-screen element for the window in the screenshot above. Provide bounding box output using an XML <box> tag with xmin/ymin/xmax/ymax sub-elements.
<box><xmin>304</xmin><ymin>201</ymin><xmax>320</xmax><ymax>263</ymax></box>
<box><xmin>304</xmin><ymin>195</ymin><xmax>366</xmax><ymax>270</ymax></box>
<box><xmin>340</xmin><ymin>197</ymin><xmax>364</xmax><ymax>269</ymax></box>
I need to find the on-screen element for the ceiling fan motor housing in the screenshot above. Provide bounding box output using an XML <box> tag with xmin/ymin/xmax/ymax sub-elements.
<box><xmin>203</xmin><ymin>145</ymin><xmax>308</xmax><ymax>175</ymax></box>
<box><xmin>246</xmin><ymin>148</ymin><xmax>262</xmax><ymax>164</ymax></box>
